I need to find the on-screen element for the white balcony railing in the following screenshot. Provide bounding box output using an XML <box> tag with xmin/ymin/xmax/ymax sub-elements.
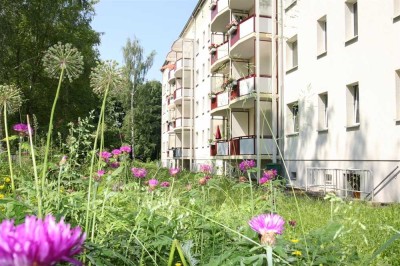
<box><xmin>217</xmin><ymin>91</ymin><xmax>229</xmax><ymax>107</ymax></box>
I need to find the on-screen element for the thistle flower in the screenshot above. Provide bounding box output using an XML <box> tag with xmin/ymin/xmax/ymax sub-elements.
<box><xmin>0</xmin><ymin>215</ymin><xmax>86</xmax><ymax>266</ymax></box>
<box><xmin>161</xmin><ymin>181</ymin><xmax>170</xmax><ymax>187</ymax></box>
<box><xmin>110</xmin><ymin>162</ymin><xmax>120</xmax><ymax>168</ymax></box>
<box><xmin>169</xmin><ymin>167</ymin><xmax>180</xmax><ymax>177</ymax></box>
<box><xmin>248</xmin><ymin>213</ymin><xmax>285</xmax><ymax>246</ymax></box>
<box><xmin>120</xmin><ymin>145</ymin><xmax>131</xmax><ymax>153</ymax></box>
<box><xmin>90</xmin><ymin>60</ymin><xmax>125</xmax><ymax>96</ymax></box>
<box><xmin>148</xmin><ymin>179</ymin><xmax>158</xmax><ymax>187</ymax></box>
<box><xmin>199</xmin><ymin>177</ymin><xmax>208</xmax><ymax>186</ymax></box>
<box><xmin>112</xmin><ymin>149</ymin><xmax>121</xmax><ymax>156</ymax></box>
<box><xmin>97</xmin><ymin>170</ymin><xmax>105</xmax><ymax>177</ymax></box>
<box><xmin>199</xmin><ymin>164</ymin><xmax>212</xmax><ymax>174</ymax></box>
<box><xmin>99</xmin><ymin>151</ymin><xmax>112</xmax><ymax>160</ymax></box>
<box><xmin>0</xmin><ymin>84</ymin><xmax>22</xmax><ymax>114</ymax></box>
<box><xmin>239</xmin><ymin>160</ymin><xmax>256</xmax><ymax>172</ymax></box>
<box><xmin>131</xmin><ymin>167</ymin><xmax>147</xmax><ymax>178</ymax></box>
<box><xmin>42</xmin><ymin>42</ymin><xmax>84</xmax><ymax>82</ymax></box>
<box><xmin>12</xmin><ymin>123</ymin><xmax>31</xmax><ymax>135</ymax></box>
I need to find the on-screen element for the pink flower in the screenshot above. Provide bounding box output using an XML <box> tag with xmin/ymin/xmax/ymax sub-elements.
<box><xmin>99</xmin><ymin>151</ymin><xmax>112</xmax><ymax>160</ymax></box>
<box><xmin>120</xmin><ymin>145</ymin><xmax>131</xmax><ymax>153</ymax></box>
<box><xmin>161</xmin><ymin>181</ymin><xmax>170</xmax><ymax>187</ymax></box>
<box><xmin>112</xmin><ymin>149</ymin><xmax>121</xmax><ymax>156</ymax></box>
<box><xmin>110</xmin><ymin>162</ymin><xmax>120</xmax><ymax>168</ymax></box>
<box><xmin>131</xmin><ymin>167</ymin><xmax>147</xmax><ymax>178</ymax></box>
<box><xmin>0</xmin><ymin>215</ymin><xmax>85</xmax><ymax>265</ymax></box>
<box><xmin>148</xmin><ymin>179</ymin><xmax>158</xmax><ymax>187</ymax></box>
<box><xmin>12</xmin><ymin>123</ymin><xmax>32</xmax><ymax>135</ymax></box>
<box><xmin>239</xmin><ymin>160</ymin><xmax>256</xmax><ymax>172</ymax></box>
<box><xmin>199</xmin><ymin>164</ymin><xmax>212</xmax><ymax>174</ymax></box>
<box><xmin>169</xmin><ymin>167</ymin><xmax>180</xmax><ymax>177</ymax></box>
<box><xmin>248</xmin><ymin>213</ymin><xmax>285</xmax><ymax>246</ymax></box>
<box><xmin>97</xmin><ymin>170</ymin><xmax>105</xmax><ymax>177</ymax></box>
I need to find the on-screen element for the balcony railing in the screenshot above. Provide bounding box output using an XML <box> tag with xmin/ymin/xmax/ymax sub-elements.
<box><xmin>212</xmin><ymin>136</ymin><xmax>274</xmax><ymax>156</ymax></box>
<box><xmin>173</xmin><ymin>148</ymin><xmax>191</xmax><ymax>158</ymax></box>
<box><xmin>238</xmin><ymin>75</ymin><xmax>272</xmax><ymax>96</ymax></box>
<box><xmin>211</xmin><ymin>0</ymin><xmax>229</xmax><ymax>21</ymax></box>
<box><xmin>174</xmin><ymin>87</ymin><xmax>193</xmax><ymax>100</ymax></box>
<box><xmin>211</xmin><ymin>41</ymin><xmax>229</xmax><ymax>65</ymax></box>
<box><xmin>175</xmin><ymin>117</ymin><xmax>191</xmax><ymax>128</ymax></box>
<box><xmin>211</xmin><ymin>91</ymin><xmax>229</xmax><ymax>110</ymax></box>
<box><xmin>230</xmin><ymin>15</ymin><xmax>272</xmax><ymax>47</ymax></box>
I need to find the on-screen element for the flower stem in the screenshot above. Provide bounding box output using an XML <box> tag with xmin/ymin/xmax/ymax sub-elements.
<box><xmin>267</xmin><ymin>245</ymin><xmax>273</xmax><ymax>266</ymax></box>
<box><xmin>41</xmin><ymin>67</ymin><xmax>65</xmax><ymax>192</ymax></box>
<box><xmin>3</xmin><ymin>103</ymin><xmax>15</xmax><ymax>195</ymax></box>
<box><xmin>247</xmin><ymin>172</ymin><xmax>254</xmax><ymax>215</ymax></box>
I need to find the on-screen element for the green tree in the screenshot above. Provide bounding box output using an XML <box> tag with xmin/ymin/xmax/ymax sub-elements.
<box><xmin>0</xmin><ymin>0</ymin><xmax>100</xmax><ymax>139</ymax></box>
<box><xmin>122</xmin><ymin>37</ymin><xmax>156</xmax><ymax>159</ymax></box>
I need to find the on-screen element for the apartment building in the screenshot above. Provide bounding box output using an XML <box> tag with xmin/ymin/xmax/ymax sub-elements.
<box><xmin>161</xmin><ymin>0</ymin><xmax>400</xmax><ymax>202</ymax></box>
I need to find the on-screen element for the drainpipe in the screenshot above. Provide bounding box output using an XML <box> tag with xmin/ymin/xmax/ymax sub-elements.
<box><xmin>272</xmin><ymin>0</ymin><xmax>277</xmax><ymax>164</ymax></box>
<box><xmin>278</xmin><ymin>0</ymin><xmax>285</xmax><ymax>165</ymax></box>
<box><xmin>255</xmin><ymin>0</ymin><xmax>261</xmax><ymax>181</ymax></box>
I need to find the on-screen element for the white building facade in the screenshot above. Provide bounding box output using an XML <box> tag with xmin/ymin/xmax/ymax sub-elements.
<box><xmin>161</xmin><ymin>0</ymin><xmax>400</xmax><ymax>202</ymax></box>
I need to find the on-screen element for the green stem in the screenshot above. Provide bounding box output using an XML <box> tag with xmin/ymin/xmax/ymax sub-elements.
<box><xmin>57</xmin><ymin>166</ymin><xmax>63</xmax><ymax>211</ymax></box>
<box><xmin>41</xmin><ymin>67</ymin><xmax>65</xmax><ymax>192</ymax></box>
<box><xmin>84</xmin><ymin>86</ymin><xmax>109</xmax><ymax>234</ymax></box>
<box><xmin>90</xmin><ymin>182</ymin><xmax>98</xmax><ymax>242</ymax></box>
<box><xmin>267</xmin><ymin>246</ymin><xmax>273</xmax><ymax>266</ymax></box>
<box><xmin>4</xmin><ymin>104</ymin><xmax>15</xmax><ymax>195</ymax></box>
<box><xmin>18</xmin><ymin>136</ymin><xmax>22</xmax><ymax>168</ymax></box>
<box><xmin>247</xmin><ymin>172</ymin><xmax>254</xmax><ymax>215</ymax></box>
<box><xmin>27</xmin><ymin>115</ymin><xmax>42</xmax><ymax>217</ymax></box>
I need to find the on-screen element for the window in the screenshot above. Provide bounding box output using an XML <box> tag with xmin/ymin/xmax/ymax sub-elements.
<box><xmin>396</xmin><ymin>70</ymin><xmax>400</xmax><ymax>119</ymax></box>
<box><xmin>325</xmin><ymin>174</ymin><xmax>333</xmax><ymax>185</ymax></box>
<box><xmin>346</xmin><ymin>83</ymin><xmax>360</xmax><ymax>126</ymax></box>
<box><xmin>202</xmin><ymin>31</ymin><xmax>206</xmax><ymax>48</ymax></box>
<box><xmin>345</xmin><ymin>1</ymin><xmax>358</xmax><ymax>42</ymax></box>
<box><xmin>286</xmin><ymin>35</ymin><xmax>298</xmax><ymax>71</ymax></box>
<box><xmin>290</xmin><ymin>171</ymin><xmax>297</xmax><ymax>180</ymax></box>
<box><xmin>318</xmin><ymin>92</ymin><xmax>328</xmax><ymax>130</ymax></box>
<box><xmin>195</xmin><ymin>39</ymin><xmax>199</xmax><ymax>55</ymax></box>
<box><xmin>196</xmin><ymin>69</ymin><xmax>199</xmax><ymax>85</ymax></box>
<box><xmin>285</xmin><ymin>0</ymin><xmax>297</xmax><ymax>11</ymax></box>
<box><xmin>317</xmin><ymin>16</ymin><xmax>327</xmax><ymax>56</ymax></box>
<box><xmin>202</xmin><ymin>63</ymin><xmax>205</xmax><ymax>81</ymax></box>
<box><xmin>287</xmin><ymin>101</ymin><xmax>299</xmax><ymax>134</ymax></box>
<box><xmin>395</xmin><ymin>0</ymin><xmax>400</xmax><ymax>21</ymax></box>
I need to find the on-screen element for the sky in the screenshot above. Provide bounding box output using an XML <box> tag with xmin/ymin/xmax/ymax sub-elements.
<box><xmin>91</xmin><ymin>0</ymin><xmax>198</xmax><ymax>82</ymax></box>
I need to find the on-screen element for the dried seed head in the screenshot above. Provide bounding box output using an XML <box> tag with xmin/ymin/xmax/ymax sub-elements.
<box><xmin>42</xmin><ymin>42</ymin><xmax>84</xmax><ymax>82</ymax></box>
<box><xmin>0</xmin><ymin>84</ymin><xmax>23</xmax><ymax>114</ymax></box>
<box><xmin>90</xmin><ymin>60</ymin><xmax>125</xmax><ymax>96</ymax></box>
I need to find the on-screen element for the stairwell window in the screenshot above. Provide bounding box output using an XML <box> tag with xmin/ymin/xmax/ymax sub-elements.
<box><xmin>346</xmin><ymin>83</ymin><xmax>360</xmax><ymax>128</ymax></box>
<box><xmin>396</xmin><ymin>70</ymin><xmax>400</xmax><ymax>120</ymax></box>
<box><xmin>286</xmin><ymin>35</ymin><xmax>298</xmax><ymax>72</ymax></box>
<box><xmin>318</xmin><ymin>92</ymin><xmax>328</xmax><ymax>131</ymax></box>
<box><xmin>345</xmin><ymin>0</ymin><xmax>358</xmax><ymax>44</ymax></box>
<box><xmin>287</xmin><ymin>101</ymin><xmax>299</xmax><ymax>135</ymax></box>
<box><xmin>317</xmin><ymin>16</ymin><xmax>327</xmax><ymax>57</ymax></box>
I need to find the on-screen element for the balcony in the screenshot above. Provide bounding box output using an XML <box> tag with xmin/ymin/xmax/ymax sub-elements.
<box><xmin>210</xmin><ymin>90</ymin><xmax>229</xmax><ymax>115</ymax></box>
<box><xmin>174</xmin><ymin>87</ymin><xmax>193</xmax><ymax>105</ymax></box>
<box><xmin>174</xmin><ymin>117</ymin><xmax>192</xmax><ymax>132</ymax></box>
<box><xmin>173</xmin><ymin>148</ymin><xmax>191</xmax><ymax>158</ymax></box>
<box><xmin>211</xmin><ymin>136</ymin><xmax>274</xmax><ymax>157</ymax></box>
<box><xmin>210</xmin><ymin>41</ymin><xmax>229</xmax><ymax>72</ymax></box>
<box><xmin>230</xmin><ymin>16</ymin><xmax>272</xmax><ymax>57</ymax></box>
<box><xmin>175</xmin><ymin>58</ymin><xmax>192</xmax><ymax>79</ymax></box>
<box><xmin>211</xmin><ymin>0</ymin><xmax>230</xmax><ymax>32</ymax></box>
<box><xmin>168</xmin><ymin>68</ymin><xmax>176</xmax><ymax>84</ymax></box>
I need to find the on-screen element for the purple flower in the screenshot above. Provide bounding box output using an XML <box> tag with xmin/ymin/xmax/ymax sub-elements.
<box><xmin>0</xmin><ymin>215</ymin><xmax>86</xmax><ymax>266</ymax></box>
<box><xmin>289</xmin><ymin>220</ymin><xmax>297</xmax><ymax>227</ymax></box>
<box><xmin>259</xmin><ymin>170</ymin><xmax>274</xmax><ymax>185</ymax></box>
<box><xmin>169</xmin><ymin>167</ymin><xmax>180</xmax><ymax>177</ymax></box>
<box><xmin>259</xmin><ymin>176</ymin><xmax>270</xmax><ymax>185</ymax></box>
<box><xmin>112</xmin><ymin>149</ymin><xmax>121</xmax><ymax>156</ymax></box>
<box><xmin>12</xmin><ymin>123</ymin><xmax>31</xmax><ymax>135</ymax></box>
<box><xmin>239</xmin><ymin>160</ymin><xmax>256</xmax><ymax>172</ymax></box>
<box><xmin>120</xmin><ymin>145</ymin><xmax>131</xmax><ymax>153</ymax></box>
<box><xmin>97</xmin><ymin>170</ymin><xmax>105</xmax><ymax>177</ymax></box>
<box><xmin>99</xmin><ymin>151</ymin><xmax>112</xmax><ymax>160</ymax></box>
<box><xmin>131</xmin><ymin>167</ymin><xmax>147</xmax><ymax>178</ymax></box>
<box><xmin>110</xmin><ymin>162</ymin><xmax>120</xmax><ymax>169</ymax></box>
<box><xmin>248</xmin><ymin>213</ymin><xmax>285</xmax><ymax>246</ymax></box>
<box><xmin>199</xmin><ymin>164</ymin><xmax>212</xmax><ymax>174</ymax></box>
<box><xmin>160</xmin><ymin>181</ymin><xmax>170</xmax><ymax>187</ymax></box>
<box><xmin>148</xmin><ymin>179</ymin><xmax>158</xmax><ymax>187</ymax></box>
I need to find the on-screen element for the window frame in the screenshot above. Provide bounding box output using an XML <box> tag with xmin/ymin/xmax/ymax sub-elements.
<box><xmin>286</xmin><ymin>101</ymin><xmax>300</xmax><ymax>135</ymax></box>
<box><xmin>317</xmin><ymin>16</ymin><xmax>327</xmax><ymax>58</ymax></box>
<box><xmin>345</xmin><ymin>0</ymin><xmax>358</xmax><ymax>45</ymax></box>
<box><xmin>318</xmin><ymin>92</ymin><xmax>328</xmax><ymax>131</ymax></box>
<box><xmin>346</xmin><ymin>83</ymin><xmax>360</xmax><ymax>128</ymax></box>
<box><xmin>286</xmin><ymin>35</ymin><xmax>298</xmax><ymax>73</ymax></box>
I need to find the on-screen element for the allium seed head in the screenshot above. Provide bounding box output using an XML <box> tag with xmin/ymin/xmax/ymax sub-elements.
<box><xmin>90</xmin><ymin>60</ymin><xmax>125</xmax><ymax>96</ymax></box>
<box><xmin>0</xmin><ymin>84</ymin><xmax>23</xmax><ymax>114</ymax></box>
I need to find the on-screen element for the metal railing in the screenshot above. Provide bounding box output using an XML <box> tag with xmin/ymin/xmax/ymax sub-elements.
<box><xmin>306</xmin><ymin>168</ymin><xmax>373</xmax><ymax>200</ymax></box>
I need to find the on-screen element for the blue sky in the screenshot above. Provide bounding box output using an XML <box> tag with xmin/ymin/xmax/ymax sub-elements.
<box><xmin>91</xmin><ymin>0</ymin><xmax>198</xmax><ymax>81</ymax></box>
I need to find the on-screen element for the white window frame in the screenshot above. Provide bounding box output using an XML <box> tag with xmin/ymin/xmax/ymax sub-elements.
<box><xmin>318</xmin><ymin>92</ymin><xmax>328</xmax><ymax>130</ymax></box>
<box><xmin>394</xmin><ymin>0</ymin><xmax>400</xmax><ymax>19</ymax></box>
<box><xmin>345</xmin><ymin>0</ymin><xmax>358</xmax><ymax>42</ymax></box>
<box><xmin>286</xmin><ymin>35</ymin><xmax>298</xmax><ymax>71</ymax></box>
<box><xmin>346</xmin><ymin>83</ymin><xmax>360</xmax><ymax>127</ymax></box>
<box><xmin>285</xmin><ymin>0</ymin><xmax>297</xmax><ymax>11</ymax></box>
<box><xmin>396</xmin><ymin>70</ymin><xmax>400</xmax><ymax>120</ymax></box>
<box><xmin>317</xmin><ymin>16</ymin><xmax>327</xmax><ymax>56</ymax></box>
<box><xmin>287</xmin><ymin>101</ymin><xmax>299</xmax><ymax>134</ymax></box>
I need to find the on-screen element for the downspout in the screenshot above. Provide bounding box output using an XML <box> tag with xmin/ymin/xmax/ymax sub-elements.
<box><xmin>272</xmin><ymin>0</ymin><xmax>278</xmax><ymax>163</ymax></box>
<box><xmin>255</xmin><ymin>0</ymin><xmax>261</xmax><ymax>181</ymax></box>
<box><xmin>278</xmin><ymin>0</ymin><xmax>285</xmax><ymax>164</ymax></box>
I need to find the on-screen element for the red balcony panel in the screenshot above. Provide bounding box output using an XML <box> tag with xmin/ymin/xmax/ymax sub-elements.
<box><xmin>210</xmin><ymin>144</ymin><xmax>217</xmax><ymax>156</ymax></box>
<box><xmin>211</xmin><ymin>97</ymin><xmax>218</xmax><ymax>110</ymax></box>
<box><xmin>230</xmin><ymin>26</ymin><xmax>240</xmax><ymax>46</ymax></box>
<box><xmin>211</xmin><ymin>50</ymin><xmax>218</xmax><ymax>65</ymax></box>
<box><xmin>230</xmin><ymin>138</ymin><xmax>240</xmax><ymax>155</ymax></box>
<box><xmin>230</xmin><ymin>87</ymin><xmax>239</xmax><ymax>100</ymax></box>
<box><xmin>211</xmin><ymin>2</ymin><xmax>218</xmax><ymax>20</ymax></box>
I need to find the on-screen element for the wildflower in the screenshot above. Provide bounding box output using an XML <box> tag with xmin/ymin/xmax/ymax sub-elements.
<box><xmin>131</xmin><ymin>167</ymin><xmax>147</xmax><ymax>178</ymax></box>
<box><xmin>59</xmin><ymin>155</ymin><xmax>68</xmax><ymax>166</ymax></box>
<box><xmin>292</xmin><ymin>250</ymin><xmax>302</xmax><ymax>256</ymax></box>
<box><xmin>239</xmin><ymin>160</ymin><xmax>256</xmax><ymax>172</ymax></box>
<box><xmin>199</xmin><ymin>177</ymin><xmax>208</xmax><ymax>186</ymax></box>
<box><xmin>42</xmin><ymin>42</ymin><xmax>84</xmax><ymax>82</ymax></box>
<box><xmin>199</xmin><ymin>164</ymin><xmax>212</xmax><ymax>174</ymax></box>
<box><xmin>239</xmin><ymin>176</ymin><xmax>248</xmax><ymax>183</ymax></box>
<box><xmin>0</xmin><ymin>84</ymin><xmax>23</xmax><ymax>114</ymax></box>
<box><xmin>259</xmin><ymin>176</ymin><xmax>270</xmax><ymax>185</ymax></box>
<box><xmin>99</xmin><ymin>151</ymin><xmax>112</xmax><ymax>160</ymax></box>
<box><xmin>120</xmin><ymin>145</ymin><xmax>131</xmax><ymax>153</ymax></box>
<box><xmin>169</xmin><ymin>167</ymin><xmax>180</xmax><ymax>177</ymax></box>
<box><xmin>289</xmin><ymin>220</ymin><xmax>297</xmax><ymax>227</ymax></box>
<box><xmin>110</xmin><ymin>162</ymin><xmax>120</xmax><ymax>168</ymax></box>
<box><xmin>0</xmin><ymin>185</ymin><xmax>4</xmax><ymax>189</ymax></box>
<box><xmin>161</xmin><ymin>181</ymin><xmax>170</xmax><ymax>187</ymax></box>
<box><xmin>205</xmin><ymin>175</ymin><xmax>211</xmax><ymax>180</ymax></box>
<box><xmin>0</xmin><ymin>215</ymin><xmax>85</xmax><ymax>265</ymax></box>
<box><xmin>12</xmin><ymin>123</ymin><xmax>31</xmax><ymax>135</ymax></box>
<box><xmin>148</xmin><ymin>179</ymin><xmax>158</xmax><ymax>191</ymax></box>
<box><xmin>112</xmin><ymin>149</ymin><xmax>121</xmax><ymax>156</ymax></box>
<box><xmin>4</xmin><ymin>177</ymin><xmax>11</xmax><ymax>183</ymax></box>
<box><xmin>0</xmin><ymin>194</ymin><xmax>4</xmax><ymax>199</ymax></box>
<box><xmin>97</xmin><ymin>170</ymin><xmax>105</xmax><ymax>177</ymax></box>
<box><xmin>290</xmin><ymin>239</ymin><xmax>299</xmax><ymax>244</ymax></box>
<box><xmin>248</xmin><ymin>213</ymin><xmax>285</xmax><ymax>246</ymax></box>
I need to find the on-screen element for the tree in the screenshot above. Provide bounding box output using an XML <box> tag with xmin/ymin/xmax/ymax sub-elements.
<box><xmin>0</xmin><ymin>0</ymin><xmax>100</xmax><ymax>139</ymax></box>
<box><xmin>131</xmin><ymin>81</ymin><xmax>162</xmax><ymax>161</ymax></box>
<box><xmin>122</xmin><ymin>37</ymin><xmax>156</xmax><ymax>159</ymax></box>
